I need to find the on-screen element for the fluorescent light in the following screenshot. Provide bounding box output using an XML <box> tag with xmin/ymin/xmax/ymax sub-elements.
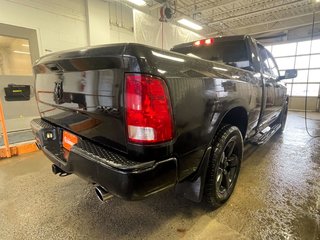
<box><xmin>22</xmin><ymin>44</ymin><xmax>29</xmax><ymax>47</ymax></box>
<box><xmin>178</xmin><ymin>18</ymin><xmax>203</xmax><ymax>31</ymax></box>
<box><xmin>213</xmin><ymin>66</ymin><xmax>228</xmax><ymax>72</ymax></box>
<box><xmin>13</xmin><ymin>50</ymin><xmax>30</xmax><ymax>55</ymax></box>
<box><xmin>127</xmin><ymin>0</ymin><xmax>146</xmax><ymax>6</ymax></box>
<box><xmin>152</xmin><ymin>51</ymin><xmax>185</xmax><ymax>62</ymax></box>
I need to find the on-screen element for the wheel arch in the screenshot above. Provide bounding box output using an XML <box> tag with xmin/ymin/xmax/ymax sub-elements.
<box><xmin>217</xmin><ymin>106</ymin><xmax>249</xmax><ymax>139</ymax></box>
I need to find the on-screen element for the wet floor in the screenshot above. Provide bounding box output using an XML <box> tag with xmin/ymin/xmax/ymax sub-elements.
<box><xmin>0</xmin><ymin>111</ymin><xmax>319</xmax><ymax>240</ymax></box>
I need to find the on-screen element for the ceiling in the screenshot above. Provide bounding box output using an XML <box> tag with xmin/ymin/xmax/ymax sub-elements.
<box><xmin>143</xmin><ymin>0</ymin><xmax>320</xmax><ymax>39</ymax></box>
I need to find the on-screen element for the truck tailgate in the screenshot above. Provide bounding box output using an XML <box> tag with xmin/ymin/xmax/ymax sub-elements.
<box><xmin>33</xmin><ymin>44</ymin><xmax>128</xmax><ymax>153</ymax></box>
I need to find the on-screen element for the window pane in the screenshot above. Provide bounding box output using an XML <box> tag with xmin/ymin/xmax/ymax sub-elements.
<box><xmin>293</xmin><ymin>70</ymin><xmax>308</xmax><ymax>83</ymax></box>
<box><xmin>272</xmin><ymin>42</ymin><xmax>296</xmax><ymax>57</ymax></box>
<box><xmin>283</xmin><ymin>79</ymin><xmax>293</xmax><ymax>84</ymax></box>
<box><xmin>258</xmin><ymin>46</ymin><xmax>271</xmax><ymax>74</ymax></box>
<box><xmin>292</xmin><ymin>83</ymin><xmax>319</xmax><ymax>96</ymax></box>
<box><xmin>310</xmin><ymin>54</ymin><xmax>320</xmax><ymax>68</ymax></box>
<box><xmin>275</xmin><ymin>57</ymin><xmax>295</xmax><ymax>70</ymax></box>
<box><xmin>311</xmin><ymin>39</ymin><xmax>320</xmax><ymax>54</ymax></box>
<box><xmin>295</xmin><ymin>55</ymin><xmax>310</xmax><ymax>69</ymax></box>
<box><xmin>265</xmin><ymin>45</ymin><xmax>272</xmax><ymax>53</ymax></box>
<box><xmin>296</xmin><ymin>40</ymin><xmax>311</xmax><ymax>55</ymax></box>
<box><xmin>0</xmin><ymin>36</ymin><xmax>32</xmax><ymax>76</ymax></box>
<box><xmin>309</xmin><ymin>69</ymin><xmax>320</xmax><ymax>83</ymax></box>
<box><xmin>266</xmin><ymin>52</ymin><xmax>279</xmax><ymax>78</ymax></box>
<box><xmin>285</xmin><ymin>83</ymin><xmax>292</xmax><ymax>96</ymax></box>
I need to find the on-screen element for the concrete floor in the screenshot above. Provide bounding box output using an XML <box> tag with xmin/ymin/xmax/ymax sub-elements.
<box><xmin>0</xmin><ymin>112</ymin><xmax>319</xmax><ymax>240</ymax></box>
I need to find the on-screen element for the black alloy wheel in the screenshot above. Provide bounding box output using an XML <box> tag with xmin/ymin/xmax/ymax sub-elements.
<box><xmin>204</xmin><ymin>124</ymin><xmax>243</xmax><ymax>209</ymax></box>
<box><xmin>216</xmin><ymin>137</ymin><xmax>240</xmax><ymax>198</ymax></box>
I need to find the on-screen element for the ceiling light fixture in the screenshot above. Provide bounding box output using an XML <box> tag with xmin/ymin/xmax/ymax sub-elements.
<box><xmin>13</xmin><ymin>50</ymin><xmax>30</xmax><ymax>55</ymax></box>
<box><xmin>177</xmin><ymin>18</ymin><xmax>203</xmax><ymax>31</ymax></box>
<box><xmin>127</xmin><ymin>0</ymin><xmax>147</xmax><ymax>6</ymax></box>
<box><xmin>22</xmin><ymin>44</ymin><xmax>29</xmax><ymax>47</ymax></box>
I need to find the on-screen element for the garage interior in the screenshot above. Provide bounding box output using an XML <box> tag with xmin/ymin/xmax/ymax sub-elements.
<box><xmin>0</xmin><ymin>0</ymin><xmax>319</xmax><ymax>239</ymax></box>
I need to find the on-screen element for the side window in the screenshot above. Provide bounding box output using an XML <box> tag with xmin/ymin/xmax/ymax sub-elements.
<box><xmin>266</xmin><ymin>51</ymin><xmax>280</xmax><ymax>79</ymax></box>
<box><xmin>246</xmin><ymin>38</ymin><xmax>261</xmax><ymax>72</ymax></box>
<box><xmin>258</xmin><ymin>45</ymin><xmax>272</xmax><ymax>75</ymax></box>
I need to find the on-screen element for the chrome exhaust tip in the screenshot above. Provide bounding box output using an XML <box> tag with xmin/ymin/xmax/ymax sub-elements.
<box><xmin>51</xmin><ymin>164</ymin><xmax>69</xmax><ymax>177</ymax></box>
<box><xmin>95</xmin><ymin>186</ymin><xmax>113</xmax><ymax>202</ymax></box>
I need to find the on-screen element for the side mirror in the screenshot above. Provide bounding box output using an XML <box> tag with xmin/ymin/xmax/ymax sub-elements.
<box><xmin>279</xmin><ymin>69</ymin><xmax>298</xmax><ymax>80</ymax></box>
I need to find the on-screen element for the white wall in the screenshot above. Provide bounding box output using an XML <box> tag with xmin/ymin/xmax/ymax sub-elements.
<box><xmin>134</xmin><ymin>10</ymin><xmax>202</xmax><ymax>50</ymax></box>
<box><xmin>289</xmin><ymin>97</ymin><xmax>319</xmax><ymax>112</ymax></box>
<box><xmin>0</xmin><ymin>0</ymin><xmax>88</xmax><ymax>56</ymax></box>
<box><xmin>86</xmin><ymin>0</ymin><xmax>110</xmax><ymax>45</ymax></box>
<box><xmin>0</xmin><ymin>0</ymin><xmax>89</xmax><ymax>132</ymax></box>
<box><xmin>0</xmin><ymin>0</ymin><xmax>202</xmax><ymax>54</ymax></box>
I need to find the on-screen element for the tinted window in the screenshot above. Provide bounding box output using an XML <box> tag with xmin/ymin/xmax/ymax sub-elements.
<box><xmin>172</xmin><ymin>40</ymin><xmax>252</xmax><ymax>71</ymax></box>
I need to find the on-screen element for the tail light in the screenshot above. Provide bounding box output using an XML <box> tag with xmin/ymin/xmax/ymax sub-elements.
<box><xmin>125</xmin><ymin>74</ymin><xmax>174</xmax><ymax>144</ymax></box>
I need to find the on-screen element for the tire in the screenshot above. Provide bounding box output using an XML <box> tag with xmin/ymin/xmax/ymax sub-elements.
<box><xmin>204</xmin><ymin>125</ymin><xmax>244</xmax><ymax>209</ymax></box>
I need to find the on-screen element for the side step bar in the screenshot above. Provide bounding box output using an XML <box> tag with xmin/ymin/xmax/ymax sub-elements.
<box><xmin>250</xmin><ymin>124</ymin><xmax>281</xmax><ymax>145</ymax></box>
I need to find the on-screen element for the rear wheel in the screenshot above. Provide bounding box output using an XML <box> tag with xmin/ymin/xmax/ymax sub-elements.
<box><xmin>204</xmin><ymin>125</ymin><xmax>244</xmax><ymax>209</ymax></box>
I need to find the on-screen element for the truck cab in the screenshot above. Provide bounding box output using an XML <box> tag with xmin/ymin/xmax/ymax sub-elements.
<box><xmin>172</xmin><ymin>35</ymin><xmax>288</xmax><ymax>136</ymax></box>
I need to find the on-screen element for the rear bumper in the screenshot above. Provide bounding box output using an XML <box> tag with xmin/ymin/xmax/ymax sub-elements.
<box><xmin>31</xmin><ymin>118</ymin><xmax>178</xmax><ymax>200</ymax></box>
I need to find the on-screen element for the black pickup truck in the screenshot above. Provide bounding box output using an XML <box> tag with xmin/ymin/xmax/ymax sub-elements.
<box><xmin>31</xmin><ymin>35</ymin><xmax>297</xmax><ymax>208</ymax></box>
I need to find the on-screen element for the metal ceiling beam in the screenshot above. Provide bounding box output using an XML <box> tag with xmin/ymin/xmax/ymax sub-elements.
<box><xmin>206</xmin><ymin>11</ymin><xmax>320</xmax><ymax>36</ymax></box>
<box><xmin>176</xmin><ymin>0</ymin><xmax>214</xmax><ymax>10</ymax></box>
<box><xmin>176</xmin><ymin>0</ymin><xmax>239</xmax><ymax>15</ymax></box>
<box><xmin>195</xmin><ymin>0</ymin><xmax>240</xmax><ymax>14</ymax></box>
<box><xmin>222</xmin><ymin>11</ymin><xmax>320</xmax><ymax>32</ymax></box>
<box><xmin>153</xmin><ymin>0</ymin><xmax>166</xmax><ymax>3</ymax></box>
<box><xmin>205</xmin><ymin>0</ymin><xmax>305</xmax><ymax>25</ymax></box>
<box><xmin>243</xmin><ymin>20</ymin><xmax>320</xmax><ymax>36</ymax></box>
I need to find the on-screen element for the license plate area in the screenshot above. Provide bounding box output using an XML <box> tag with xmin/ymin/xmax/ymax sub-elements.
<box><xmin>63</xmin><ymin>131</ymin><xmax>78</xmax><ymax>151</ymax></box>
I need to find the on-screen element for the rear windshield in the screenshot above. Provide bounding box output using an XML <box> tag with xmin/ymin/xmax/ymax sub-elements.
<box><xmin>172</xmin><ymin>40</ymin><xmax>252</xmax><ymax>71</ymax></box>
